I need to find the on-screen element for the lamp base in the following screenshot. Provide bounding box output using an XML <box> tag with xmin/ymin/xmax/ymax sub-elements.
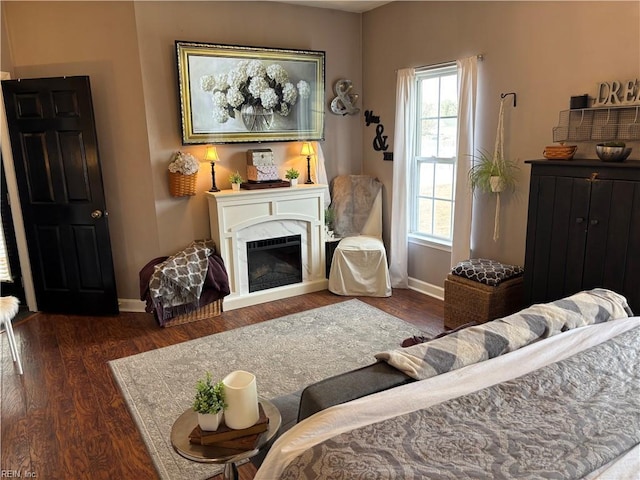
<box><xmin>210</xmin><ymin>162</ymin><xmax>220</xmax><ymax>192</ymax></box>
<box><xmin>305</xmin><ymin>156</ymin><xmax>314</xmax><ymax>184</ymax></box>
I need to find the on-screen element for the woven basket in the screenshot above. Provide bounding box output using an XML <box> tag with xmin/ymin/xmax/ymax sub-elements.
<box><xmin>543</xmin><ymin>144</ymin><xmax>577</xmax><ymax>160</ymax></box>
<box><xmin>444</xmin><ymin>274</ymin><xmax>524</xmax><ymax>329</ymax></box>
<box><xmin>168</xmin><ymin>171</ymin><xmax>197</xmax><ymax>197</ymax></box>
<box><xmin>161</xmin><ymin>299</ymin><xmax>223</xmax><ymax>328</ymax></box>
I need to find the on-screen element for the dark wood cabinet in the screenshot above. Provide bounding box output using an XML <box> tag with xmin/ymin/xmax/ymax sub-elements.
<box><xmin>325</xmin><ymin>239</ymin><xmax>341</xmax><ymax>279</ymax></box>
<box><xmin>524</xmin><ymin>160</ymin><xmax>640</xmax><ymax>314</ymax></box>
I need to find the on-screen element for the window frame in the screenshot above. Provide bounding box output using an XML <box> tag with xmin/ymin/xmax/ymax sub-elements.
<box><xmin>409</xmin><ymin>63</ymin><xmax>458</xmax><ymax>248</ymax></box>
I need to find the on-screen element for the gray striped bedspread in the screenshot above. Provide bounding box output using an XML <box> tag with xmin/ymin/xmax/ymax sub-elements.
<box><xmin>280</xmin><ymin>325</ymin><xmax>640</xmax><ymax>479</ymax></box>
<box><xmin>376</xmin><ymin>288</ymin><xmax>632</xmax><ymax>381</ymax></box>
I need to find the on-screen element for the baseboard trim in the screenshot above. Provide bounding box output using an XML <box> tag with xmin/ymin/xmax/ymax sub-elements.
<box><xmin>119</xmin><ymin>298</ymin><xmax>147</xmax><ymax>312</ymax></box>
<box><xmin>407</xmin><ymin>277</ymin><xmax>444</xmax><ymax>301</ymax></box>
<box><xmin>118</xmin><ymin>279</ymin><xmax>329</xmax><ymax>313</ymax></box>
<box><xmin>121</xmin><ymin>278</ymin><xmax>439</xmax><ymax>312</ymax></box>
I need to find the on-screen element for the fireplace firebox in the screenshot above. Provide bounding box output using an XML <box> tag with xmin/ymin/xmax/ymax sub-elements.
<box><xmin>247</xmin><ymin>235</ymin><xmax>302</xmax><ymax>293</ymax></box>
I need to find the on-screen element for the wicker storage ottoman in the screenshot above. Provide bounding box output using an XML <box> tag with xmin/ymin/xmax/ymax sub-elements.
<box><xmin>444</xmin><ymin>274</ymin><xmax>523</xmax><ymax>329</ymax></box>
<box><xmin>162</xmin><ymin>298</ymin><xmax>223</xmax><ymax>328</ymax></box>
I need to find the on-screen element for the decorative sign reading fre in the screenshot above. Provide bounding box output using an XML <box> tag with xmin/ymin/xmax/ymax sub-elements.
<box><xmin>593</xmin><ymin>79</ymin><xmax>640</xmax><ymax>106</ymax></box>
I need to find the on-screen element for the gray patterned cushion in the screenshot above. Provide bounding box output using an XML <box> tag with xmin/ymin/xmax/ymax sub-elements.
<box><xmin>452</xmin><ymin>258</ymin><xmax>523</xmax><ymax>286</ymax></box>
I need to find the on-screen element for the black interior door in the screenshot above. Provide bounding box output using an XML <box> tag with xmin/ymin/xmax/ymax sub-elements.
<box><xmin>2</xmin><ymin>76</ymin><xmax>118</xmax><ymax>315</ymax></box>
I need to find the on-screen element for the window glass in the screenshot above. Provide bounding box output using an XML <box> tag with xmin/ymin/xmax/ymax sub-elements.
<box><xmin>411</xmin><ymin>64</ymin><xmax>458</xmax><ymax>246</ymax></box>
<box><xmin>417</xmin><ymin>198</ymin><xmax>434</xmax><ymax>236</ymax></box>
<box><xmin>418</xmin><ymin>162</ymin><xmax>434</xmax><ymax>196</ymax></box>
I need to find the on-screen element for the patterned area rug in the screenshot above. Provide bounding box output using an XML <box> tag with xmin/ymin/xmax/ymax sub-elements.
<box><xmin>109</xmin><ymin>299</ymin><xmax>435</xmax><ymax>480</ymax></box>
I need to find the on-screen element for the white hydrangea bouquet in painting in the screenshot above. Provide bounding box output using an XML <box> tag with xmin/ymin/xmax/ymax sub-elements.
<box><xmin>168</xmin><ymin>151</ymin><xmax>199</xmax><ymax>175</ymax></box>
<box><xmin>167</xmin><ymin>151</ymin><xmax>199</xmax><ymax>197</ymax></box>
<box><xmin>200</xmin><ymin>59</ymin><xmax>311</xmax><ymax>131</ymax></box>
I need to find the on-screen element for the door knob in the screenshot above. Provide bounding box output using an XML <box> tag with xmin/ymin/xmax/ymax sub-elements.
<box><xmin>590</xmin><ymin>219</ymin><xmax>599</xmax><ymax>225</ymax></box>
<box><xmin>91</xmin><ymin>209</ymin><xmax>103</xmax><ymax>219</ymax></box>
<box><xmin>576</xmin><ymin>217</ymin><xmax>585</xmax><ymax>224</ymax></box>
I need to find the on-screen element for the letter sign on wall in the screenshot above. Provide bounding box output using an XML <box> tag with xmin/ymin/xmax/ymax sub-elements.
<box><xmin>593</xmin><ymin>79</ymin><xmax>640</xmax><ymax>106</ymax></box>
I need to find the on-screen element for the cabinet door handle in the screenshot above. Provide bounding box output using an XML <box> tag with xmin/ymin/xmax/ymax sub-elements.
<box><xmin>590</xmin><ymin>219</ymin><xmax>599</xmax><ymax>226</ymax></box>
<box><xmin>576</xmin><ymin>217</ymin><xmax>585</xmax><ymax>224</ymax></box>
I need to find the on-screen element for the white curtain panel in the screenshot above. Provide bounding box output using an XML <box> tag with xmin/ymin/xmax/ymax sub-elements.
<box><xmin>316</xmin><ymin>143</ymin><xmax>331</xmax><ymax>207</ymax></box>
<box><xmin>451</xmin><ymin>56</ymin><xmax>478</xmax><ymax>267</ymax></box>
<box><xmin>389</xmin><ymin>68</ymin><xmax>416</xmax><ymax>289</ymax></box>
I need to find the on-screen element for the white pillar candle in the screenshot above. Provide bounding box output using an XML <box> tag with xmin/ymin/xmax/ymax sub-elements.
<box><xmin>222</xmin><ymin>370</ymin><xmax>259</xmax><ymax>430</ymax></box>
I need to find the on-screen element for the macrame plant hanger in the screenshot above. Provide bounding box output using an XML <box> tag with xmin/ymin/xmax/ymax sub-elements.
<box><xmin>492</xmin><ymin>98</ymin><xmax>507</xmax><ymax>242</ymax></box>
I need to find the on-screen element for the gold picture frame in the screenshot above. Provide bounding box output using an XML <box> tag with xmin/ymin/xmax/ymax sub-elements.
<box><xmin>176</xmin><ymin>41</ymin><xmax>325</xmax><ymax>144</ymax></box>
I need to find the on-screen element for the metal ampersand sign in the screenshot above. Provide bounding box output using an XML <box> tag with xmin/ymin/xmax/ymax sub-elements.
<box><xmin>330</xmin><ymin>79</ymin><xmax>360</xmax><ymax>116</ymax></box>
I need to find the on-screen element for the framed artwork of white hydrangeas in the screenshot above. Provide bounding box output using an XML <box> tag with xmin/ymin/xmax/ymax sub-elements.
<box><xmin>176</xmin><ymin>41</ymin><xmax>325</xmax><ymax>144</ymax></box>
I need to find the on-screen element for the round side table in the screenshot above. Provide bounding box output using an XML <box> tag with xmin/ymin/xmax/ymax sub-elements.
<box><xmin>171</xmin><ymin>397</ymin><xmax>281</xmax><ymax>480</ymax></box>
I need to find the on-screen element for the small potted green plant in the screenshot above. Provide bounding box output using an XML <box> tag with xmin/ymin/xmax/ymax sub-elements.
<box><xmin>285</xmin><ymin>168</ymin><xmax>300</xmax><ymax>186</ymax></box>
<box><xmin>468</xmin><ymin>149</ymin><xmax>518</xmax><ymax>194</ymax></box>
<box><xmin>324</xmin><ymin>207</ymin><xmax>336</xmax><ymax>238</ymax></box>
<box><xmin>192</xmin><ymin>372</ymin><xmax>227</xmax><ymax>431</ymax></box>
<box><xmin>229</xmin><ymin>171</ymin><xmax>243</xmax><ymax>191</ymax></box>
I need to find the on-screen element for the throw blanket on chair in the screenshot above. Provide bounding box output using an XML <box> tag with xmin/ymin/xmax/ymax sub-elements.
<box><xmin>330</xmin><ymin>175</ymin><xmax>382</xmax><ymax>238</ymax></box>
<box><xmin>377</xmin><ymin>288</ymin><xmax>632</xmax><ymax>380</ymax></box>
<box><xmin>148</xmin><ymin>239</ymin><xmax>219</xmax><ymax>322</ymax></box>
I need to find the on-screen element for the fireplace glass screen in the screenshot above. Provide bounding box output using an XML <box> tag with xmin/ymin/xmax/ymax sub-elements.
<box><xmin>247</xmin><ymin>235</ymin><xmax>302</xmax><ymax>293</ymax></box>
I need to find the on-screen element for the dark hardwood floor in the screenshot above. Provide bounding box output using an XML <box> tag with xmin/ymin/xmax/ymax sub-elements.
<box><xmin>1</xmin><ymin>289</ymin><xmax>444</xmax><ymax>479</ymax></box>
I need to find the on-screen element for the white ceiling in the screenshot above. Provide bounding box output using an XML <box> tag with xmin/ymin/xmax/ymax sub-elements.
<box><xmin>275</xmin><ymin>1</ymin><xmax>392</xmax><ymax>13</ymax></box>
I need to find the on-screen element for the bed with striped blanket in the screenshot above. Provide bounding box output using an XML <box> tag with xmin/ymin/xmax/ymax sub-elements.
<box><xmin>256</xmin><ymin>290</ymin><xmax>639</xmax><ymax>480</ymax></box>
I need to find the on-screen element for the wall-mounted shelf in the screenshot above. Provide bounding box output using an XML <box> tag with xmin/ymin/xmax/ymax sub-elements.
<box><xmin>552</xmin><ymin>105</ymin><xmax>640</xmax><ymax>142</ymax></box>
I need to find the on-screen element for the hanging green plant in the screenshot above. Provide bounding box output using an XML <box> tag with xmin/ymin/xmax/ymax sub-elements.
<box><xmin>468</xmin><ymin>149</ymin><xmax>519</xmax><ymax>194</ymax></box>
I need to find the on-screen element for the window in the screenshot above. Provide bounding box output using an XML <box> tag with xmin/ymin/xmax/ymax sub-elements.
<box><xmin>410</xmin><ymin>64</ymin><xmax>458</xmax><ymax>246</ymax></box>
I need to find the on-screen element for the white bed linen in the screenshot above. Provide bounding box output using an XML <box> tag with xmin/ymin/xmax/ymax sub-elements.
<box><xmin>256</xmin><ymin>316</ymin><xmax>640</xmax><ymax>480</ymax></box>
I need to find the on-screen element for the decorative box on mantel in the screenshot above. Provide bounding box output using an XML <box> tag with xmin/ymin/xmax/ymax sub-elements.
<box><xmin>206</xmin><ymin>185</ymin><xmax>328</xmax><ymax>310</ymax></box>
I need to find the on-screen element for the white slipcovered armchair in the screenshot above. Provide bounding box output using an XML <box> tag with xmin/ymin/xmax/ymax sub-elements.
<box><xmin>327</xmin><ymin>175</ymin><xmax>391</xmax><ymax>297</ymax></box>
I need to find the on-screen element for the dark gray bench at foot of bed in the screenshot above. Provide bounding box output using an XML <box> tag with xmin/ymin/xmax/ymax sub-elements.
<box><xmin>297</xmin><ymin>361</ymin><xmax>415</xmax><ymax>421</ymax></box>
<box><xmin>253</xmin><ymin>361</ymin><xmax>414</xmax><ymax>468</ymax></box>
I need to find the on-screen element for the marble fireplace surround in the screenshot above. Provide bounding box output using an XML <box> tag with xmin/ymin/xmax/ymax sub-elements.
<box><xmin>207</xmin><ymin>185</ymin><xmax>327</xmax><ymax>310</ymax></box>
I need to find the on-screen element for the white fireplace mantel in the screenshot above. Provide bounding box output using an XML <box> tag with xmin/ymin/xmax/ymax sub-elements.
<box><xmin>207</xmin><ymin>185</ymin><xmax>327</xmax><ymax>310</ymax></box>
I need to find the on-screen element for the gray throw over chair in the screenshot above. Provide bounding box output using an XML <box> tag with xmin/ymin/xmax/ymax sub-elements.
<box><xmin>327</xmin><ymin>175</ymin><xmax>391</xmax><ymax>297</ymax></box>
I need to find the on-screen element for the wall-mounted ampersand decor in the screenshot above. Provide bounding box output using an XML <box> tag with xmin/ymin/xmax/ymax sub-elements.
<box><xmin>330</xmin><ymin>79</ymin><xmax>360</xmax><ymax>115</ymax></box>
<box><xmin>364</xmin><ymin>110</ymin><xmax>393</xmax><ymax>161</ymax></box>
